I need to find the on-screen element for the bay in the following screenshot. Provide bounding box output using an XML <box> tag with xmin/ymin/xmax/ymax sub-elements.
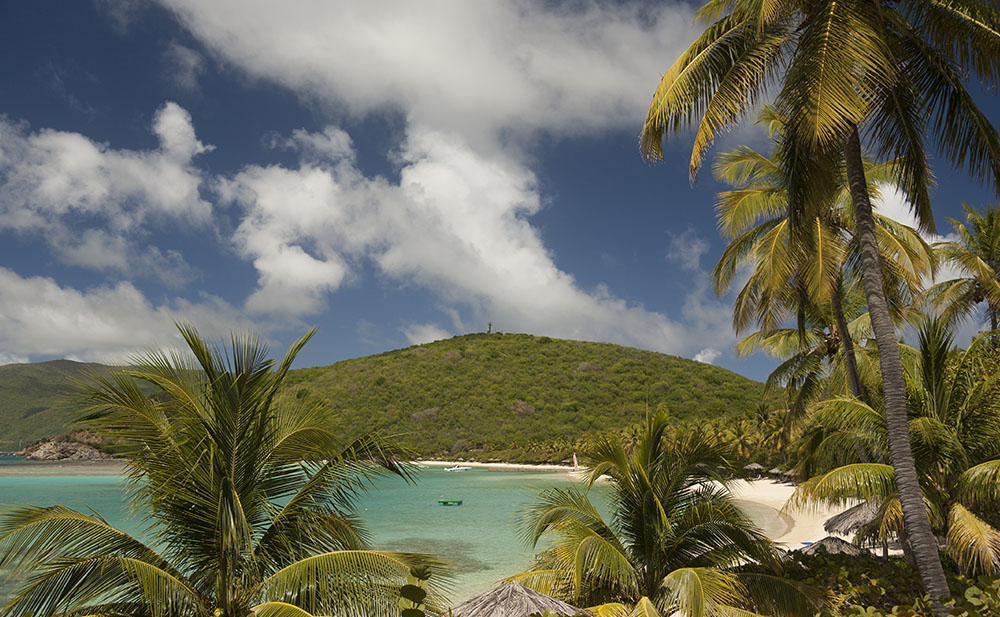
<box><xmin>0</xmin><ymin>463</ymin><xmax>789</xmax><ymax>604</ymax></box>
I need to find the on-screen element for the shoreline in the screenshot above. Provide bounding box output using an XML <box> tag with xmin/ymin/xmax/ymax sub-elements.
<box><xmin>414</xmin><ymin>460</ymin><xmax>578</xmax><ymax>473</ymax></box>
<box><xmin>419</xmin><ymin>462</ymin><xmax>852</xmax><ymax>548</ymax></box>
<box><xmin>0</xmin><ymin>460</ymin><xmax>127</xmax><ymax>476</ymax></box>
<box><xmin>727</xmin><ymin>479</ymin><xmax>851</xmax><ymax>548</ymax></box>
<box><xmin>0</xmin><ymin>460</ymin><xmax>850</xmax><ymax>549</ymax></box>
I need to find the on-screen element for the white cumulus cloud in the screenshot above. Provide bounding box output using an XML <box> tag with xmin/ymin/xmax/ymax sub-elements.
<box><xmin>402</xmin><ymin>323</ymin><xmax>451</xmax><ymax>346</ymax></box>
<box><xmin>693</xmin><ymin>347</ymin><xmax>721</xmax><ymax>364</ymax></box>
<box><xmin>219</xmin><ymin>123</ymin><xmax>739</xmax><ymax>357</ymax></box>
<box><xmin>0</xmin><ymin>102</ymin><xmax>212</xmax><ymax>282</ymax></box>
<box><xmin>0</xmin><ymin>267</ymin><xmax>255</xmax><ymax>363</ymax></box>
<box><xmin>153</xmin><ymin>0</ymin><xmax>696</xmax><ymax>146</ymax></box>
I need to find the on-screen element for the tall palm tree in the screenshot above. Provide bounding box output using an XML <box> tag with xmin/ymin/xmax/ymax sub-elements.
<box><xmin>639</xmin><ymin>1</ymin><xmax>1000</xmax><ymax>606</ymax></box>
<box><xmin>791</xmin><ymin>318</ymin><xmax>1000</xmax><ymax>575</ymax></box>
<box><xmin>0</xmin><ymin>325</ymin><xmax>445</xmax><ymax>617</ymax></box>
<box><xmin>925</xmin><ymin>204</ymin><xmax>1000</xmax><ymax>337</ymax></box>
<box><xmin>713</xmin><ymin>118</ymin><xmax>934</xmax><ymax>405</ymax></box>
<box><xmin>738</xmin><ymin>301</ymin><xmax>872</xmax><ymax>429</ymax></box>
<box><xmin>509</xmin><ymin>413</ymin><xmax>815</xmax><ymax>617</ymax></box>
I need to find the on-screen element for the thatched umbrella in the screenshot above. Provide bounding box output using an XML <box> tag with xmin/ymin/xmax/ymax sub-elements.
<box><xmin>449</xmin><ymin>583</ymin><xmax>589</xmax><ymax>617</ymax></box>
<box><xmin>743</xmin><ymin>463</ymin><xmax>764</xmax><ymax>471</ymax></box>
<box><xmin>797</xmin><ymin>535</ymin><xmax>864</xmax><ymax>557</ymax></box>
<box><xmin>768</xmin><ymin>467</ymin><xmax>782</xmax><ymax>476</ymax></box>
<box><xmin>824</xmin><ymin>501</ymin><xmax>881</xmax><ymax>536</ymax></box>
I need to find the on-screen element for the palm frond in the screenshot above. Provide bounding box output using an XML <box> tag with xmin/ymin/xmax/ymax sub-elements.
<box><xmin>259</xmin><ymin>550</ymin><xmax>449</xmax><ymax>617</ymax></box>
<box><xmin>947</xmin><ymin>503</ymin><xmax>1000</xmax><ymax>575</ymax></box>
<box><xmin>660</xmin><ymin>567</ymin><xmax>744</xmax><ymax>617</ymax></box>
<box><xmin>954</xmin><ymin>459</ymin><xmax>1000</xmax><ymax>508</ymax></box>
<box><xmin>788</xmin><ymin>463</ymin><xmax>896</xmax><ymax>509</ymax></box>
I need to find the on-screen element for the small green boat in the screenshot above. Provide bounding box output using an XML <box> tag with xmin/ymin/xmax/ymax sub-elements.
<box><xmin>438</xmin><ymin>499</ymin><xmax>463</xmax><ymax>506</ymax></box>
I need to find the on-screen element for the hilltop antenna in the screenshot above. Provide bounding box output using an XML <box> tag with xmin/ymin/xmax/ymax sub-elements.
<box><xmin>487</xmin><ymin>322</ymin><xmax>492</xmax><ymax>334</ymax></box>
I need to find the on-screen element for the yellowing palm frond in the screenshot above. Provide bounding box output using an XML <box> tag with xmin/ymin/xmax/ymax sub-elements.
<box><xmin>788</xmin><ymin>463</ymin><xmax>896</xmax><ymax>510</ymax></box>
<box><xmin>251</xmin><ymin>601</ymin><xmax>318</xmax><ymax>617</ymax></box>
<box><xmin>661</xmin><ymin>567</ymin><xmax>745</xmax><ymax>617</ymax></box>
<box><xmin>947</xmin><ymin>503</ymin><xmax>1000</xmax><ymax>575</ymax></box>
<box><xmin>628</xmin><ymin>596</ymin><xmax>663</xmax><ymax>617</ymax></box>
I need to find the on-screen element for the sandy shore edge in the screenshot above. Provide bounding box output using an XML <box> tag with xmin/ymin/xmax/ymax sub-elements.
<box><xmin>727</xmin><ymin>479</ymin><xmax>850</xmax><ymax>548</ymax></box>
<box><xmin>0</xmin><ymin>460</ymin><xmax>127</xmax><ymax>476</ymax></box>
<box><xmin>415</xmin><ymin>460</ymin><xmax>577</xmax><ymax>473</ymax></box>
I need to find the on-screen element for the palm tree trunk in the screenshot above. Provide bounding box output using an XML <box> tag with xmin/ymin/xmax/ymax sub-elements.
<box><xmin>990</xmin><ymin>304</ymin><xmax>998</xmax><ymax>349</ymax></box>
<box><xmin>844</xmin><ymin>126</ymin><xmax>950</xmax><ymax>612</ymax></box>
<box><xmin>830</xmin><ymin>275</ymin><xmax>864</xmax><ymax>400</ymax></box>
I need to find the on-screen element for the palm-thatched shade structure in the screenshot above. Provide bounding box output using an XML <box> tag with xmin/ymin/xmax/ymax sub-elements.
<box><xmin>824</xmin><ymin>501</ymin><xmax>881</xmax><ymax>536</ymax></box>
<box><xmin>768</xmin><ymin>467</ymin><xmax>782</xmax><ymax>476</ymax></box>
<box><xmin>449</xmin><ymin>583</ymin><xmax>589</xmax><ymax>617</ymax></box>
<box><xmin>743</xmin><ymin>463</ymin><xmax>764</xmax><ymax>471</ymax></box>
<box><xmin>797</xmin><ymin>536</ymin><xmax>864</xmax><ymax>557</ymax></box>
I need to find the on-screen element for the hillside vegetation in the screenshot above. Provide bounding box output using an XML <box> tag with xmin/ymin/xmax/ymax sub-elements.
<box><xmin>285</xmin><ymin>333</ymin><xmax>767</xmax><ymax>461</ymax></box>
<box><xmin>0</xmin><ymin>334</ymin><xmax>768</xmax><ymax>461</ymax></box>
<box><xmin>0</xmin><ymin>360</ymin><xmax>107</xmax><ymax>450</ymax></box>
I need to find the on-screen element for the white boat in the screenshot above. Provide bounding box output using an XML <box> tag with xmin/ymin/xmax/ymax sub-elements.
<box><xmin>444</xmin><ymin>465</ymin><xmax>473</xmax><ymax>472</ymax></box>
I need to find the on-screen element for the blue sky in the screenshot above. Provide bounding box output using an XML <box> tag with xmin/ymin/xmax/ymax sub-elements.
<box><xmin>1</xmin><ymin>1</ymin><xmax>998</xmax><ymax>381</ymax></box>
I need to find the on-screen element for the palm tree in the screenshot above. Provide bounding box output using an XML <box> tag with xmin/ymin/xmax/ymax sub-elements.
<box><xmin>925</xmin><ymin>204</ymin><xmax>1000</xmax><ymax>338</ymax></box>
<box><xmin>738</xmin><ymin>302</ymin><xmax>871</xmax><ymax>428</ymax></box>
<box><xmin>791</xmin><ymin>318</ymin><xmax>1000</xmax><ymax>575</ymax></box>
<box><xmin>509</xmin><ymin>413</ymin><xmax>815</xmax><ymax>617</ymax></box>
<box><xmin>712</xmin><ymin>119</ymin><xmax>934</xmax><ymax>407</ymax></box>
<box><xmin>639</xmin><ymin>1</ymin><xmax>1000</xmax><ymax>606</ymax></box>
<box><xmin>0</xmin><ymin>325</ymin><xmax>445</xmax><ymax>617</ymax></box>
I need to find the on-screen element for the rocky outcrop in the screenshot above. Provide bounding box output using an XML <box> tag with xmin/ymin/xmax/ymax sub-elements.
<box><xmin>20</xmin><ymin>439</ymin><xmax>113</xmax><ymax>461</ymax></box>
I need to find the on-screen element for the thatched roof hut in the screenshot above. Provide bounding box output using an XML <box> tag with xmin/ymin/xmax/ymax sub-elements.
<box><xmin>768</xmin><ymin>467</ymin><xmax>783</xmax><ymax>476</ymax></box>
<box><xmin>797</xmin><ymin>535</ymin><xmax>864</xmax><ymax>557</ymax></box>
<box><xmin>743</xmin><ymin>463</ymin><xmax>764</xmax><ymax>471</ymax></box>
<box><xmin>449</xmin><ymin>583</ymin><xmax>589</xmax><ymax>617</ymax></box>
<box><xmin>824</xmin><ymin>501</ymin><xmax>881</xmax><ymax>536</ymax></box>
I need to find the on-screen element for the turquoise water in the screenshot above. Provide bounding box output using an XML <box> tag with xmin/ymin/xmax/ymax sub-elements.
<box><xmin>0</xmin><ymin>464</ymin><xmax>787</xmax><ymax>603</ymax></box>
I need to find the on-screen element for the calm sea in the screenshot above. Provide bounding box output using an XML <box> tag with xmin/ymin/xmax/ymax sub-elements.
<box><xmin>0</xmin><ymin>461</ymin><xmax>786</xmax><ymax>604</ymax></box>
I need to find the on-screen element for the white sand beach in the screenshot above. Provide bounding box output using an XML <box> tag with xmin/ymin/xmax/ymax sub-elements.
<box><xmin>728</xmin><ymin>479</ymin><xmax>851</xmax><ymax>548</ymax></box>
<box><xmin>415</xmin><ymin>460</ymin><xmax>578</xmax><ymax>473</ymax></box>
<box><xmin>0</xmin><ymin>460</ymin><xmax>127</xmax><ymax>476</ymax></box>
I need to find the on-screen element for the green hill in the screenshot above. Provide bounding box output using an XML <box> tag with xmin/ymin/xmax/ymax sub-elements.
<box><xmin>0</xmin><ymin>360</ymin><xmax>107</xmax><ymax>450</ymax></box>
<box><xmin>285</xmin><ymin>333</ymin><xmax>767</xmax><ymax>461</ymax></box>
<box><xmin>0</xmin><ymin>334</ymin><xmax>768</xmax><ymax>461</ymax></box>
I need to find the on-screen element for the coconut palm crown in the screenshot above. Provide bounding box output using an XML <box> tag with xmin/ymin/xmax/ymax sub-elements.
<box><xmin>0</xmin><ymin>325</ymin><xmax>445</xmax><ymax>617</ymax></box>
<box><xmin>509</xmin><ymin>412</ymin><xmax>816</xmax><ymax>617</ymax></box>
<box><xmin>925</xmin><ymin>204</ymin><xmax>1000</xmax><ymax>336</ymax></box>
<box><xmin>713</xmin><ymin>110</ymin><xmax>935</xmax><ymax>416</ymax></box>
